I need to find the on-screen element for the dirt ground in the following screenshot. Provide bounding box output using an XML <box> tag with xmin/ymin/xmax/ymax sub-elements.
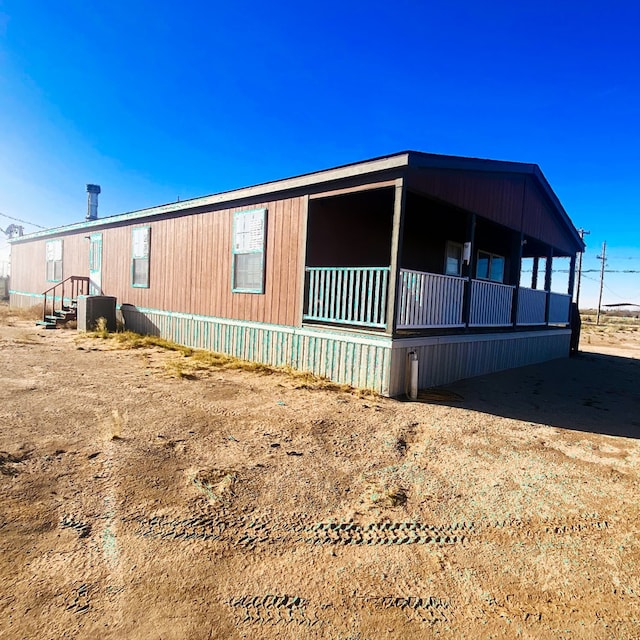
<box><xmin>1</xmin><ymin>308</ymin><xmax>639</xmax><ymax>639</ymax></box>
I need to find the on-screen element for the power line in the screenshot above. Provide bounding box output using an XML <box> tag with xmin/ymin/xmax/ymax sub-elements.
<box><xmin>522</xmin><ymin>268</ymin><xmax>640</xmax><ymax>273</ymax></box>
<box><xmin>583</xmin><ymin>269</ymin><xmax>640</xmax><ymax>273</ymax></box>
<box><xmin>0</xmin><ymin>211</ymin><xmax>46</xmax><ymax>229</ymax></box>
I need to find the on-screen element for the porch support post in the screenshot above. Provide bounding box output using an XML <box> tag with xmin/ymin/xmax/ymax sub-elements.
<box><xmin>386</xmin><ymin>178</ymin><xmax>406</xmax><ymax>334</ymax></box>
<box><xmin>568</xmin><ymin>253</ymin><xmax>577</xmax><ymax>297</ymax></box>
<box><xmin>297</xmin><ymin>194</ymin><xmax>310</xmax><ymax>326</ymax></box>
<box><xmin>544</xmin><ymin>246</ymin><xmax>553</xmax><ymax>324</ymax></box>
<box><xmin>532</xmin><ymin>256</ymin><xmax>539</xmax><ymax>289</ymax></box>
<box><xmin>510</xmin><ymin>231</ymin><xmax>524</xmax><ymax>326</ymax></box>
<box><xmin>462</xmin><ymin>212</ymin><xmax>477</xmax><ymax>327</ymax></box>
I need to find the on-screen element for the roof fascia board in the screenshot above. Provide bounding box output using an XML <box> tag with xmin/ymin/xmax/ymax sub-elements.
<box><xmin>11</xmin><ymin>153</ymin><xmax>410</xmax><ymax>243</ymax></box>
<box><xmin>407</xmin><ymin>150</ymin><xmax>538</xmax><ymax>174</ymax></box>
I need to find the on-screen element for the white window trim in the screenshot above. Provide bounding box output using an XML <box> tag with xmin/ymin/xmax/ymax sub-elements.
<box><xmin>131</xmin><ymin>226</ymin><xmax>151</xmax><ymax>288</ymax></box>
<box><xmin>45</xmin><ymin>239</ymin><xmax>63</xmax><ymax>282</ymax></box>
<box><xmin>232</xmin><ymin>208</ymin><xmax>267</xmax><ymax>294</ymax></box>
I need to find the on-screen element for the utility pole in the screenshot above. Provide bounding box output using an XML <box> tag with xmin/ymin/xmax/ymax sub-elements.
<box><xmin>596</xmin><ymin>240</ymin><xmax>607</xmax><ymax>326</ymax></box>
<box><xmin>574</xmin><ymin>228</ymin><xmax>590</xmax><ymax>309</ymax></box>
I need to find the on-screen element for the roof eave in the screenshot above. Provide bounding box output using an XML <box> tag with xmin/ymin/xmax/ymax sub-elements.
<box><xmin>10</xmin><ymin>152</ymin><xmax>411</xmax><ymax>243</ymax></box>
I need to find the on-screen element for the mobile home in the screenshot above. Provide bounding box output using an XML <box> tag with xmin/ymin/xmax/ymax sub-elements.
<box><xmin>9</xmin><ymin>151</ymin><xmax>584</xmax><ymax>396</ymax></box>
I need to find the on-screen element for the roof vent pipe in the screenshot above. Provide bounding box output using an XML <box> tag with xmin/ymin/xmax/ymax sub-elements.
<box><xmin>86</xmin><ymin>184</ymin><xmax>101</xmax><ymax>221</ymax></box>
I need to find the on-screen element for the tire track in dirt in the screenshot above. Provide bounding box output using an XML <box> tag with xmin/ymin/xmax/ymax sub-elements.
<box><xmin>124</xmin><ymin>511</ymin><xmax>612</xmax><ymax>548</ymax></box>
<box><xmin>227</xmin><ymin>594</ymin><xmax>317</xmax><ymax>626</ymax></box>
<box><xmin>225</xmin><ymin>593</ymin><xmax>452</xmax><ymax>628</ymax></box>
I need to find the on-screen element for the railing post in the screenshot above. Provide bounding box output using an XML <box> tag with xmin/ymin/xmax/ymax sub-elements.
<box><xmin>462</xmin><ymin>212</ymin><xmax>476</xmax><ymax>327</ymax></box>
<box><xmin>510</xmin><ymin>231</ymin><xmax>524</xmax><ymax>326</ymax></box>
<box><xmin>544</xmin><ymin>247</ymin><xmax>553</xmax><ymax>325</ymax></box>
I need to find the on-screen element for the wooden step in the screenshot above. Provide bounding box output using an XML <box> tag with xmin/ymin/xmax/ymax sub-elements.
<box><xmin>36</xmin><ymin>320</ymin><xmax>57</xmax><ymax>329</ymax></box>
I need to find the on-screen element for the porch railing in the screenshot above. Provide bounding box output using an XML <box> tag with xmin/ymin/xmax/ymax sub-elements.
<box><xmin>42</xmin><ymin>275</ymin><xmax>90</xmax><ymax>322</ymax></box>
<box><xmin>304</xmin><ymin>266</ymin><xmax>390</xmax><ymax>328</ymax></box>
<box><xmin>303</xmin><ymin>266</ymin><xmax>571</xmax><ymax>331</ymax></box>
<box><xmin>469</xmin><ymin>279</ymin><xmax>514</xmax><ymax>327</ymax></box>
<box><xmin>548</xmin><ymin>292</ymin><xmax>571</xmax><ymax>324</ymax></box>
<box><xmin>397</xmin><ymin>269</ymin><xmax>465</xmax><ymax>328</ymax></box>
<box><xmin>516</xmin><ymin>287</ymin><xmax>547</xmax><ymax>326</ymax></box>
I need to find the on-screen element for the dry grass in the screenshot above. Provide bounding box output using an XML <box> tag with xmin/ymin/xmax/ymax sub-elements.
<box><xmin>0</xmin><ymin>302</ymin><xmax>42</xmax><ymax>324</ymax></box>
<box><xmin>582</xmin><ymin>313</ymin><xmax>640</xmax><ymax>328</ymax></box>
<box><xmin>93</xmin><ymin>317</ymin><xmax>110</xmax><ymax>338</ymax></box>
<box><xmin>89</xmin><ymin>329</ymin><xmax>379</xmax><ymax>397</ymax></box>
<box><xmin>368</xmin><ymin>484</ymin><xmax>408</xmax><ymax>508</ymax></box>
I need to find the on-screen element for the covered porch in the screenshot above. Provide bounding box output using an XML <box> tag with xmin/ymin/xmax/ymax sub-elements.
<box><xmin>302</xmin><ymin>183</ymin><xmax>576</xmax><ymax>334</ymax></box>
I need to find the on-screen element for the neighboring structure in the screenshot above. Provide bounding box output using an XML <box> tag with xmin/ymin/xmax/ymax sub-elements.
<box><xmin>0</xmin><ymin>275</ymin><xmax>8</xmax><ymax>300</ymax></box>
<box><xmin>9</xmin><ymin>151</ymin><xmax>584</xmax><ymax>396</ymax></box>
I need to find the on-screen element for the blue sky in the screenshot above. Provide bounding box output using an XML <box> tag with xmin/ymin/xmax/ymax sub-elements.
<box><xmin>1</xmin><ymin>1</ymin><xmax>639</xmax><ymax>307</ymax></box>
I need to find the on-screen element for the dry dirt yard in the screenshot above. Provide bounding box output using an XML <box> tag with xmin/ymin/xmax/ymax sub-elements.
<box><xmin>1</xmin><ymin>307</ymin><xmax>639</xmax><ymax>639</ymax></box>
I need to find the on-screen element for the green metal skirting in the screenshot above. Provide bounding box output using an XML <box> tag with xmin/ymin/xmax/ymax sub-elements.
<box><xmin>388</xmin><ymin>330</ymin><xmax>572</xmax><ymax>396</ymax></box>
<box><xmin>120</xmin><ymin>306</ymin><xmax>393</xmax><ymax>395</ymax></box>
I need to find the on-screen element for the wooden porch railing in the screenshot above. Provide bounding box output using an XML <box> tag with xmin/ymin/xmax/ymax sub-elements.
<box><xmin>516</xmin><ymin>287</ymin><xmax>547</xmax><ymax>326</ymax></box>
<box><xmin>397</xmin><ymin>269</ymin><xmax>465</xmax><ymax>328</ymax></box>
<box><xmin>548</xmin><ymin>292</ymin><xmax>571</xmax><ymax>324</ymax></box>
<box><xmin>304</xmin><ymin>266</ymin><xmax>390</xmax><ymax>328</ymax></box>
<box><xmin>303</xmin><ymin>266</ymin><xmax>571</xmax><ymax>332</ymax></box>
<box><xmin>469</xmin><ymin>279</ymin><xmax>514</xmax><ymax>327</ymax></box>
<box><xmin>42</xmin><ymin>275</ymin><xmax>90</xmax><ymax>322</ymax></box>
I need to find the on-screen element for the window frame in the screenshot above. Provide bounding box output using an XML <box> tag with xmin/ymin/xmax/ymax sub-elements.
<box><xmin>444</xmin><ymin>241</ymin><xmax>463</xmax><ymax>277</ymax></box>
<box><xmin>45</xmin><ymin>239</ymin><xmax>63</xmax><ymax>282</ymax></box>
<box><xmin>131</xmin><ymin>226</ymin><xmax>151</xmax><ymax>288</ymax></box>
<box><xmin>476</xmin><ymin>250</ymin><xmax>505</xmax><ymax>284</ymax></box>
<box><xmin>231</xmin><ymin>208</ymin><xmax>267</xmax><ymax>294</ymax></box>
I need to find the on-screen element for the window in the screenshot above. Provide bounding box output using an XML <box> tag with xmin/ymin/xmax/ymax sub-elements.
<box><xmin>445</xmin><ymin>241</ymin><xmax>463</xmax><ymax>276</ymax></box>
<box><xmin>232</xmin><ymin>208</ymin><xmax>267</xmax><ymax>293</ymax></box>
<box><xmin>476</xmin><ymin>251</ymin><xmax>505</xmax><ymax>283</ymax></box>
<box><xmin>131</xmin><ymin>226</ymin><xmax>151</xmax><ymax>288</ymax></box>
<box><xmin>45</xmin><ymin>239</ymin><xmax>63</xmax><ymax>282</ymax></box>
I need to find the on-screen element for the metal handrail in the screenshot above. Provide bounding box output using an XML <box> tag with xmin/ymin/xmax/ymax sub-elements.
<box><xmin>42</xmin><ymin>276</ymin><xmax>90</xmax><ymax>322</ymax></box>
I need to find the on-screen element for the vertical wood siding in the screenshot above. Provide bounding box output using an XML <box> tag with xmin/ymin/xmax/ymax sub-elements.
<box><xmin>11</xmin><ymin>196</ymin><xmax>306</xmax><ymax>326</ymax></box>
<box><xmin>406</xmin><ymin>170</ymin><xmax>575</xmax><ymax>255</ymax></box>
<box><xmin>521</xmin><ymin>177</ymin><xmax>575</xmax><ymax>254</ymax></box>
<box><xmin>9</xmin><ymin>235</ymin><xmax>89</xmax><ymax>297</ymax></box>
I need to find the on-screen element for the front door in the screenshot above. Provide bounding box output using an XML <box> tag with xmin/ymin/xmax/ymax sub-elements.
<box><xmin>89</xmin><ymin>232</ymin><xmax>102</xmax><ymax>295</ymax></box>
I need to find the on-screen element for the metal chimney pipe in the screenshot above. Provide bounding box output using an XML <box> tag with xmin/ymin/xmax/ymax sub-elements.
<box><xmin>86</xmin><ymin>184</ymin><xmax>101</xmax><ymax>221</ymax></box>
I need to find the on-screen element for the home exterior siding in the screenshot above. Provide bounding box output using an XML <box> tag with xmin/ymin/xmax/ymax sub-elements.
<box><xmin>522</xmin><ymin>178</ymin><xmax>575</xmax><ymax>255</ymax></box>
<box><xmin>10</xmin><ymin>234</ymin><xmax>89</xmax><ymax>296</ymax></box>
<box><xmin>406</xmin><ymin>169</ymin><xmax>576</xmax><ymax>254</ymax></box>
<box><xmin>11</xmin><ymin>196</ymin><xmax>307</xmax><ymax>325</ymax></box>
